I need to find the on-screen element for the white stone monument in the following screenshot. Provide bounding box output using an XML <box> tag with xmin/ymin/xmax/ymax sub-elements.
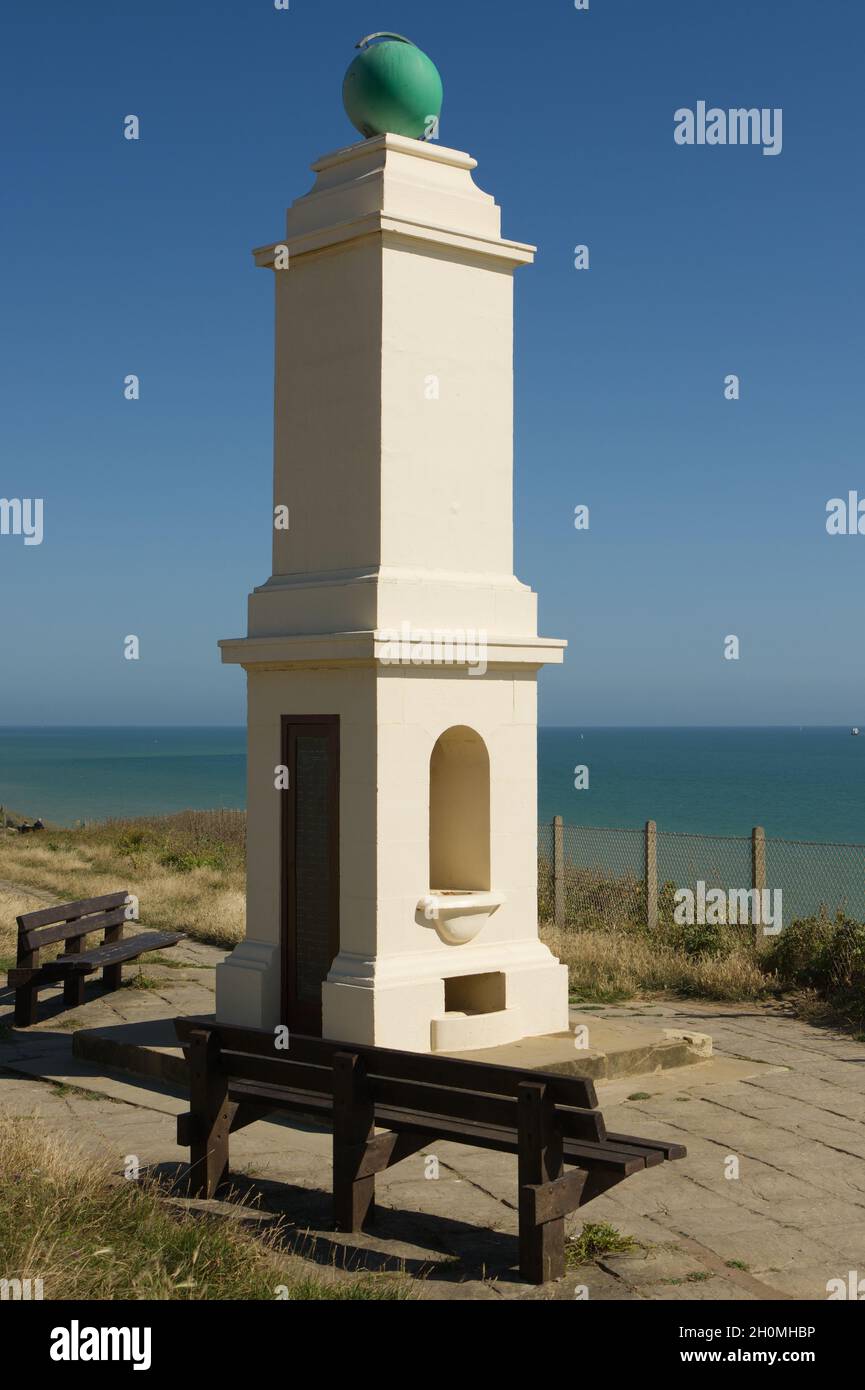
<box><xmin>216</xmin><ymin>82</ymin><xmax>569</xmax><ymax>1051</ymax></box>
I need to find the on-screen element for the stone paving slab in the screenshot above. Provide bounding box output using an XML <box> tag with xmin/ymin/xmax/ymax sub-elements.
<box><xmin>449</xmin><ymin>1016</ymin><xmax>712</xmax><ymax>1080</ymax></box>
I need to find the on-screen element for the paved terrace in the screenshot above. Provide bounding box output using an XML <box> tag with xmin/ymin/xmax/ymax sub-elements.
<box><xmin>2</xmin><ymin>935</ymin><xmax>864</xmax><ymax>1300</ymax></box>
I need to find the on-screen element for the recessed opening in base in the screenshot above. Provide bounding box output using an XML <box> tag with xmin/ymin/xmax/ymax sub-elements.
<box><xmin>444</xmin><ymin>971</ymin><xmax>506</xmax><ymax>1016</ymax></box>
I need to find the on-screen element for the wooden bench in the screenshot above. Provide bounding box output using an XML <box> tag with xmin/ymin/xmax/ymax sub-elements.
<box><xmin>10</xmin><ymin>892</ymin><xmax>184</xmax><ymax>1026</ymax></box>
<box><xmin>174</xmin><ymin>1017</ymin><xmax>685</xmax><ymax>1284</ymax></box>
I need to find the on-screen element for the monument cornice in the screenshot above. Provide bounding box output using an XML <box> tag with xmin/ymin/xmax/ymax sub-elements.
<box><xmin>219</xmin><ymin>630</ymin><xmax>565</xmax><ymax>670</ymax></box>
<box><xmin>310</xmin><ymin>132</ymin><xmax>481</xmax><ymax>174</ymax></box>
<box><xmin>252</xmin><ymin>213</ymin><xmax>535</xmax><ymax>269</ymax></box>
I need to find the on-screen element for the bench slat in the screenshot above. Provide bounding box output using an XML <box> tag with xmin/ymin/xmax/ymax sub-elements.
<box><xmin>561</xmin><ymin>1139</ymin><xmax>648</xmax><ymax>1176</ymax></box>
<box><xmin>17</xmin><ymin>891</ymin><xmax>130</xmax><ymax>934</ymax></box>
<box><xmin>606</xmin><ymin>1131</ymin><xmax>687</xmax><ymax>1161</ymax></box>
<box><xmin>226</xmin><ymin>1078</ymin><xmax>646</xmax><ymax>1173</ymax></box>
<box><xmin>371</xmin><ymin>1075</ymin><xmax>605</xmax><ymax>1142</ymax></box>
<box><xmin>589</xmin><ymin>1138</ymin><xmax>663</xmax><ymax>1168</ymax></box>
<box><xmin>18</xmin><ymin>906</ymin><xmax>130</xmax><ymax>953</ymax></box>
<box><xmin>176</xmin><ymin>1018</ymin><xmax>598</xmax><ymax>1110</ymax></box>
<box><xmin>228</xmin><ymin>1078</ymin><xmax>523</xmax><ymax>1156</ymax></box>
<box><xmin>227</xmin><ymin>1080</ymin><xmax>333</xmax><ymax>1123</ymax></box>
<box><xmin>221</xmin><ymin>1052</ymin><xmax>333</xmax><ymax>1097</ymax></box>
<box><xmin>41</xmin><ymin>931</ymin><xmax>185</xmax><ymax>978</ymax></box>
<box><xmin>217</xmin><ymin>1049</ymin><xmax>605</xmax><ymax>1142</ymax></box>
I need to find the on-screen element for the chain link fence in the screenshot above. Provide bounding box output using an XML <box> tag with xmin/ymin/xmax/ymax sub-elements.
<box><xmin>538</xmin><ymin>822</ymin><xmax>645</xmax><ymax>928</ymax></box>
<box><xmin>539</xmin><ymin>819</ymin><xmax>865</xmax><ymax>929</ymax></box>
<box><xmin>765</xmin><ymin>836</ymin><xmax>865</xmax><ymax>924</ymax></box>
<box><xmin>658</xmin><ymin>830</ymin><xmax>752</xmax><ymax>905</ymax></box>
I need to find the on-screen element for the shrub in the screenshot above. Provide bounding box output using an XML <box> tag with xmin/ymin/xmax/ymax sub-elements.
<box><xmin>763</xmin><ymin>909</ymin><xmax>865</xmax><ymax>1025</ymax></box>
<box><xmin>159</xmin><ymin>847</ymin><xmax>229</xmax><ymax>873</ymax></box>
<box><xmin>666</xmin><ymin>915</ymin><xmax>736</xmax><ymax>960</ymax></box>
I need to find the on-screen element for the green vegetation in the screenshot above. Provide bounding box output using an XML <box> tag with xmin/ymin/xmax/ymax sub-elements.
<box><xmin>49</xmin><ymin>1083</ymin><xmax>121</xmax><ymax>1103</ymax></box>
<box><xmin>120</xmin><ymin>972</ymin><xmax>165</xmax><ymax>991</ymax></box>
<box><xmin>566</xmin><ymin>1222</ymin><xmax>639</xmax><ymax>1266</ymax></box>
<box><xmin>762</xmin><ymin>910</ymin><xmax>865</xmax><ymax>1028</ymax></box>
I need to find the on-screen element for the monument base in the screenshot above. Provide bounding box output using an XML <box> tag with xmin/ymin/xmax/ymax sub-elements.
<box><xmin>215</xmin><ymin>940</ymin><xmax>281</xmax><ymax>1031</ymax></box>
<box><xmin>321</xmin><ymin>938</ymin><xmax>569</xmax><ymax>1053</ymax></box>
<box><xmin>215</xmin><ymin>934</ymin><xmax>569</xmax><ymax>1053</ymax></box>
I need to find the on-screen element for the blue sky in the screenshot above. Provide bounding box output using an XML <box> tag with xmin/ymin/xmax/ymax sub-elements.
<box><xmin>2</xmin><ymin>0</ymin><xmax>863</xmax><ymax>726</ymax></box>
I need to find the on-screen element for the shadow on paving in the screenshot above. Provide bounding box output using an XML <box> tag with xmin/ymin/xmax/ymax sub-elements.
<box><xmin>0</xmin><ymin>977</ymin><xmax>183</xmax><ymax>1026</ymax></box>
<box><xmin>150</xmin><ymin>1160</ymin><xmax>524</xmax><ymax>1285</ymax></box>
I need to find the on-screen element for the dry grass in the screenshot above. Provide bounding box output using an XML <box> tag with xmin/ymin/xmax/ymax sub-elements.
<box><xmin>0</xmin><ymin>1113</ymin><xmax>408</xmax><ymax>1300</ymax></box>
<box><xmin>0</xmin><ymin>884</ymin><xmax>52</xmax><ymax>966</ymax></box>
<box><xmin>0</xmin><ymin>814</ymin><xmax>245</xmax><ymax>950</ymax></box>
<box><xmin>541</xmin><ymin>921</ymin><xmax>771</xmax><ymax>1004</ymax></box>
<box><xmin>540</xmin><ymin>901</ymin><xmax>865</xmax><ymax>1026</ymax></box>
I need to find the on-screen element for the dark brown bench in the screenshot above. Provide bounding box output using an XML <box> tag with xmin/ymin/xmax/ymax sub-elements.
<box><xmin>174</xmin><ymin>1017</ymin><xmax>685</xmax><ymax>1284</ymax></box>
<box><xmin>10</xmin><ymin>891</ymin><xmax>184</xmax><ymax>1026</ymax></box>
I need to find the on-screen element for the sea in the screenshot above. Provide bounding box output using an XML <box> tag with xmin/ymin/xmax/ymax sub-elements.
<box><xmin>1</xmin><ymin>725</ymin><xmax>862</xmax><ymax>843</ymax></box>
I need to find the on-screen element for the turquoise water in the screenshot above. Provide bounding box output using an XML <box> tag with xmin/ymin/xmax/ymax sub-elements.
<box><xmin>0</xmin><ymin>728</ymin><xmax>246</xmax><ymax>826</ymax></box>
<box><xmin>0</xmin><ymin>725</ymin><xmax>863</xmax><ymax>843</ymax></box>
<box><xmin>537</xmin><ymin>727</ymin><xmax>865</xmax><ymax>842</ymax></box>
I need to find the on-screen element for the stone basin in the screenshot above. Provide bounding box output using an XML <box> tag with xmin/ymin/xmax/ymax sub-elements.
<box><xmin>417</xmin><ymin>889</ymin><xmax>504</xmax><ymax>945</ymax></box>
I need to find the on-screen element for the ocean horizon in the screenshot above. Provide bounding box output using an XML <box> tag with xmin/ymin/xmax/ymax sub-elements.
<box><xmin>1</xmin><ymin>725</ymin><xmax>863</xmax><ymax>844</ymax></box>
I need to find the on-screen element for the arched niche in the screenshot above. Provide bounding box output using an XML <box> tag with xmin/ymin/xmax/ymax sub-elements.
<box><xmin>429</xmin><ymin>725</ymin><xmax>491</xmax><ymax>891</ymax></box>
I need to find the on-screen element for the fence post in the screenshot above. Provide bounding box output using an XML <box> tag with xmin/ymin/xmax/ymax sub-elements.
<box><xmin>553</xmin><ymin>816</ymin><xmax>565</xmax><ymax>927</ymax></box>
<box><xmin>751</xmin><ymin>826</ymin><xmax>766</xmax><ymax>945</ymax></box>
<box><xmin>645</xmin><ymin>820</ymin><xmax>658</xmax><ymax>929</ymax></box>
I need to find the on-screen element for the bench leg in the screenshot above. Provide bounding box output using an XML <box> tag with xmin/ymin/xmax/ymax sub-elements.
<box><xmin>187</xmin><ymin>1028</ymin><xmax>232</xmax><ymax>1198</ymax></box>
<box><xmin>62</xmin><ymin>937</ymin><xmax>86</xmax><ymax>1008</ymax></box>
<box><xmin>518</xmin><ymin>1081</ymin><xmax>565</xmax><ymax>1284</ymax></box>
<box><xmin>102</xmin><ymin>922</ymin><xmax>123</xmax><ymax>993</ymax></box>
<box><xmin>63</xmin><ymin>975</ymin><xmax>86</xmax><ymax>1008</ymax></box>
<box><xmin>103</xmin><ymin>964</ymin><xmax>123</xmax><ymax>992</ymax></box>
<box><xmin>332</xmin><ymin>1051</ymin><xmax>376</xmax><ymax>1232</ymax></box>
<box><xmin>14</xmin><ymin>982</ymin><xmax>38</xmax><ymax>1027</ymax></box>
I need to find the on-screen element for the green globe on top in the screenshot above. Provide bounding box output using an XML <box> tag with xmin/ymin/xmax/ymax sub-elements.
<box><xmin>343</xmin><ymin>33</ymin><xmax>443</xmax><ymax>141</ymax></box>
